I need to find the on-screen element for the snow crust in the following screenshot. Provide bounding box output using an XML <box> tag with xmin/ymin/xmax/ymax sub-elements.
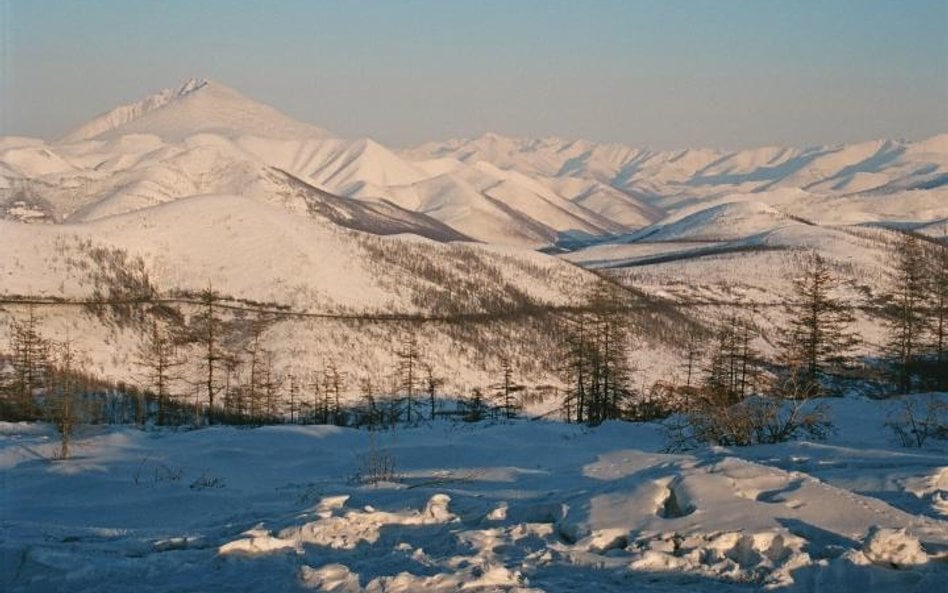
<box><xmin>2</xmin><ymin>396</ymin><xmax>946</xmax><ymax>592</ymax></box>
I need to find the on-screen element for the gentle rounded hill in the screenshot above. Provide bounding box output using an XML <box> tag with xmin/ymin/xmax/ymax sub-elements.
<box><xmin>632</xmin><ymin>201</ymin><xmax>801</xmax><ymax>242</ymax></box>
<box><xmin>0</xmin><ymin>194</ymin><xmax>595</xmax><ymax>314</ymax></box>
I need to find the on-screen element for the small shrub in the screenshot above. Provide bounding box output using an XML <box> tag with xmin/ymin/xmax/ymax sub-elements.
<box><xmin>668</xmin><ymin>383</ymin><xmax>833</xmax><ymax>450</ymax></box>
<box><xmin>154</xmin><ymin>462</ymin><xmax>184</xmax><ymax>483</ymax></box>
<box><xmin>133</xmin><ymin>457</ymin><xmax>184</xmax><ymax>485</ymax></box>
<box><xmin>190</xmin><ymin>471</ymin><xmax>226</xmax><ymax>490</ymax></box>
<box><xmin>351</xmin><ymin>432</ymin><xmax>398</xmax><ymax>486</ymax></box>
<box><xmin>885</xmin><ymin>395</ymin><xmax>948</xmax><ymax>448</ymax></box>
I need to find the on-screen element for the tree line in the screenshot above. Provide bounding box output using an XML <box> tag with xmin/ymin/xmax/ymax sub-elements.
<box><xmin>1</xmin><ymin>233</ymin><xmax>945</xmax><ymax>455</ymax></box>
<box><xmin>555</xmin><ymin>234</ymin><xmax>946</xmax><ymax>445</ymax></box>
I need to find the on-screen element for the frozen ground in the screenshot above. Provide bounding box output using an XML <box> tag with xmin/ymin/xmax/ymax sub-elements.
<box><xmin>2</xmin><ymin>396</ymin><xmax>946</xmax><ymax>592</ymax></box>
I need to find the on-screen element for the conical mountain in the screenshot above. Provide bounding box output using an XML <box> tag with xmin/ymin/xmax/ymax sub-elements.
<box><xmin>62</xmin><ymin>78</ymin><xmax>331</xmax><ymax>142</ymax></box>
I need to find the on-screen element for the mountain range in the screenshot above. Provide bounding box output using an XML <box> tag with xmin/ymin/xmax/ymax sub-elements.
<box><xmin>3</xmin><ymin>78</ymin><xmax>944</xmax><ymax>248</ymax></box>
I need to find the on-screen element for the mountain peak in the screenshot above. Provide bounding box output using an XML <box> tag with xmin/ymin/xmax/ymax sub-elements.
<box><xmin>60</xmin><ymin>77</ymin><xmax>331</xmax><ymax>143</ymax></box>
<box><xmin>176</xmin><ymin>77</ymin><xmax>209</xmax><ymax>93</ymax></box>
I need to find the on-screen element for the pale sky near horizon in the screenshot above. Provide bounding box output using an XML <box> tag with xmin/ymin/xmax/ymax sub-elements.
<box><xmin>1</xmin><ymin>0</ymin><xmax>946</xmax><ymax>149</ymax></box>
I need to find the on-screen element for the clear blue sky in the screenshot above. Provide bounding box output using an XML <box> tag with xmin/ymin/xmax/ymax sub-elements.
<box><xmin>1</xmin><ymin>0</ymin><xmax>946</xmax><ymax>148</ymax></box>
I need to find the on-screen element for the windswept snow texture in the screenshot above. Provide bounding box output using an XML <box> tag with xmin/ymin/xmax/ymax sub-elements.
<box><xmin>2</xmin><ymin>395</ymin><xmax>947</xmax><ymax>592</ymax></box>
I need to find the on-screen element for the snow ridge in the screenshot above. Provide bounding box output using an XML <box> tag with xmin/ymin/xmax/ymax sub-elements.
<box><xmin>61</xmin><ymin>78</ymin><xmax>209</xmax><ymax>142</ymax></box>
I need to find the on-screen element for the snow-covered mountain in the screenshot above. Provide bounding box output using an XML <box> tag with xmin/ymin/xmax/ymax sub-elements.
<box><xmin>61</xmin><ymin>78</ymin><xmax>332</xmax><ymax>142</ymax></box>
<box><xmin>1</xmin><ymin>79</ymin><xmax>634</xmax><ymax>247</ymax></box>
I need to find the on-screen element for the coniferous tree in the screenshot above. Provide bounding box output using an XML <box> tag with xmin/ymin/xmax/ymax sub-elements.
<box><xmin>590</xmin><ymin>286</ymin><xmax>633</xmax><ymax>422</ymax></box>
<box><xmin>309</xmin><ymin>370</ymin><xmax>328</xmax><ymax>424</ymax></box>
<box><xmin>134</xmin><ymin>316</ymin><xmax>184</xmax><ymax>425</ymax></box>
<box><xmin>190</xmin><ymin>286</ymin><xmax>227</xmax><ymax>424</ymax></box>
<box><xmin>222</xmin><ymin>357</ymin><xmax>244</xmax><ymax>421</ymax></box>
<box><xmin>395</xmin><ymin>332</ymin><xmax>420</xmax><ymax>423</ymax></box>
<box><xmin>358</xmin><ymin>376</ymin><xmax>382</xmax><ymax>428</ymax></box>
<box><xmin>491</xmin><ymin>357</ymin><xmax>525</xmax><ymax>420</ymax></box>
<box><xmin>261</xmin><ymin>351</ymin><xmax>282</xmax><ymax>420</ymax></box>
<box><xmin>704</xmin><ymin>313</ymin><xmax>758</xmax><ymax>404</ymax></box>
<box><xmin>560</xmin><ymin>315</ymin><xmax>591</xmax><ymax>424</ymax></box>
<box><xmin>242</xmin><ymin>321</ymin><xmax>267</xmax><ymax>420</ymax></box>
<box><xmin>7</xmin><ymin>304</ymin><xmax>50</xmax><ymax>419</ymax></box>
<box><xmin>886</xmin><ymin>234</ymin><xmax>930</xmax><ymax>393</ymax></box>
<box><xmin>286</xmin><ymin>373</ymin><xmax>300</xmax><ymax>424</ymax></box>
<box><xmin>46</xmin><ymin>337</ymin><xmax>85</xmax><ymax>459</ymax></box>
<box><xmin>778</xmin><ymin>252</ymin><xmax>857</xmax><ymax>393</ymax></box>
<box><xmin>324</xmin><ymin>360</ymin><xmax>345</xmax><ymax>425</ymax></box>
<box><xmin>559</xmin><ymin>283</ymin><xmax>634</xmax><ymax>425</ymax></box>
<box><xmin>423</xmin><ymin>363</ymin><xmax>443</xmax><ymax>421</ymax></box>
<box><xmin>682</xmin><ymin>333</ymin><xmax>705</xmax><ymax>389</ymax></box>
<box><xmin>928</xmin><ymin>241</ymin><xmax>948</xmax><ymax>368</ymax></box>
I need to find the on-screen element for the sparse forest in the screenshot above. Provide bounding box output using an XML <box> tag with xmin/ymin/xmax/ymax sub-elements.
<box><xmin>2</xmin><ymin>233</ymin><xmax>946</xmax><ymax>457</ymax></box>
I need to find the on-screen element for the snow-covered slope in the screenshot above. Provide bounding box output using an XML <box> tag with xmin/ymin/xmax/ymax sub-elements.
<box><xmin>0</xmin><ymin>192</ymin><xmax>616</xmax><ymax>393</ymax></box>
<box><xmin>3</xmin><ymin>394</ymin><xmax>947</xmax><ymax>592</ymax></box>
<box><xmin>628</xmin><ymin>201</ymin><xmax>802</xmax><ymax>242</ymax></box>
<box><xmin>0</xmin><ymin>194</ymin><xmax>590</xmax><ymax>313</ymax></box>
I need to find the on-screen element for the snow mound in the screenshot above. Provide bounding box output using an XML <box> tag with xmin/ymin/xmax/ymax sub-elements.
<box><xmin>628</xmin><ymin>530</ymin><xmax>811</xmax><ymax>588</ymax></box>
<box><xmin>861</xmin><ymin>526</ymin><xmax>929</xmax><ymax>568</ymax></box>
<box><xmin>299</xmin><ymin>561</ymin><xmax>537</xmax><ymax>592</ymax></box>
<box><xmin>219</xmin><ymin>494</ymin><xmax>457</xmax><ymax>555</ymax></box>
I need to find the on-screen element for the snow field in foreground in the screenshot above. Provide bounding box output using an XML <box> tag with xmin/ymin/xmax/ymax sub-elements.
<box><xmin>2</xmin><ymin>396</ymin><xmax>946</xmax><ymax>592</ymax></box>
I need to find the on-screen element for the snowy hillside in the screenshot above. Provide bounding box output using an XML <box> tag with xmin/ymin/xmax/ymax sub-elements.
<box><xmin>622</xmin><ymin>201</ymin><xmax>802</xmax><ymax>243</ymax></box>
<box><xmin>0</xmin><ymin>189</ymin><xmax>621</xmax><ymax>394</ymax></box>
<box><xmin>0</xmin><ymin>193</ymin><xmax>598</xmax><ymax>312</ymax></box>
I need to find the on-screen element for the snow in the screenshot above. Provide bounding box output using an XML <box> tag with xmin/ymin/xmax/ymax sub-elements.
<box><xmin>2</xmin><ymin>395</ymin><xmax>946</xmax><ymax>592</ymax></box>
<box><xmin>0</xmin><ymin>191</ymin><xmax>600</xmax><ymax>394</ymax></box>
<box><xmin>625</xmin><ymin>201</ymin><xmax>799</xmax><ymax>242</ymax></box>
<box><xmin>62</xmin><ymin>79</ymin><xmax>331</xmax><ymax>142</ymax></box>
<box><xmin>861</xmin><ymin>527</ymin><xmax>929</xmax><ymax>568</ymax></box>
<box><xmin>1</xmin><ymin>77</ymin><xmax>947</xmax><ymax>591</ymax></box>
<box><xmin>5</xmin><ymin>79</ymin><xmax>946</xmax><ymax>252</ymax></box>
<box><xmin>408</xmin><ymin>132</ymin><xmax>948</xmax><ymax>231</ymax></box>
